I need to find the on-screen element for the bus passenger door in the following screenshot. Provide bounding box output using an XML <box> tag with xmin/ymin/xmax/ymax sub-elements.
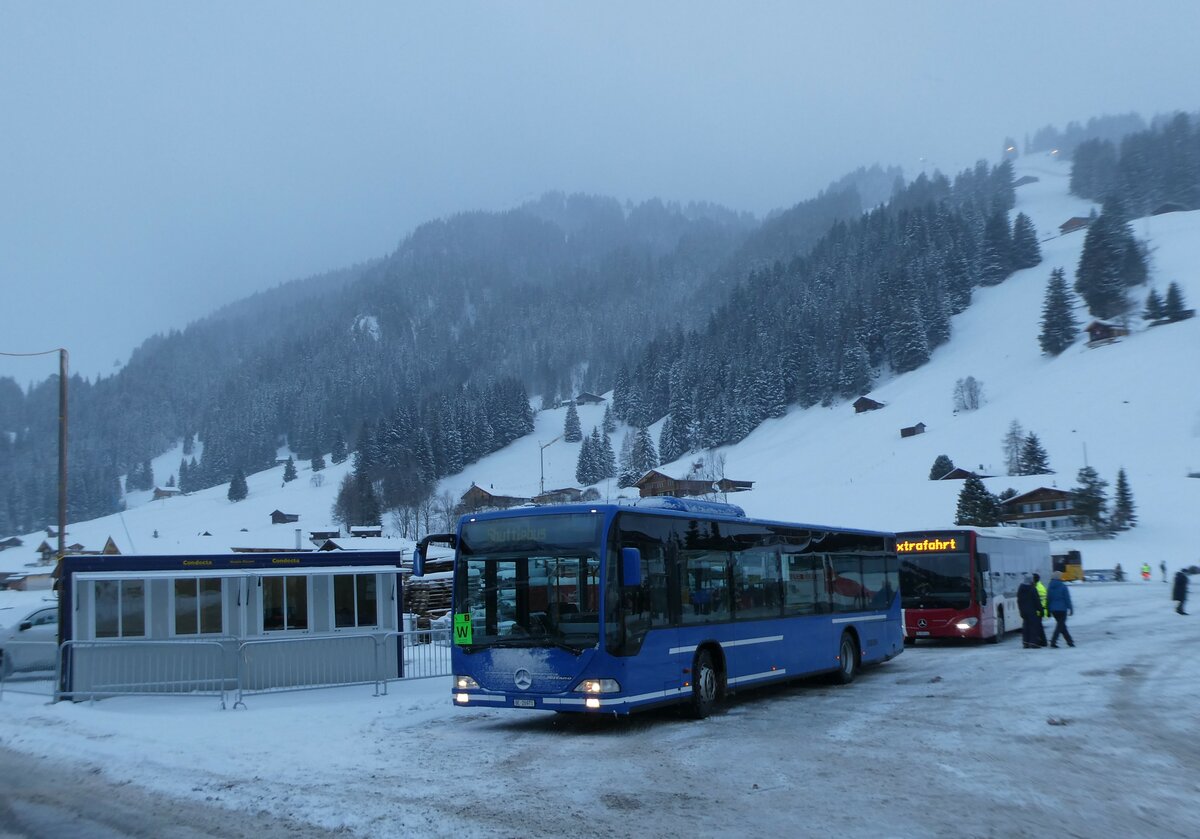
<box><xmin>781</xmin><ymin>553</ymin><xmax>831</xmax><ymax>675</ymax></box>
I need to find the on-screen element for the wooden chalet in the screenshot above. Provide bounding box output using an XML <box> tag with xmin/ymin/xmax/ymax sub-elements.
<box><xmin>532</xmin><ymin>487</ymin><xmax>584</xmax><ymax>505</ymax></box>
<box><xmin>715</xmin><ymin>478</ymin><xmax>754</xmax><ymax>494</ymax></box>
<box><xmin>900</xmin><ymin>422</ymin><xmax>927</xmax><ymax>439</ymax></box>
<box><xmin>853</xmin><ymin>396</ymin><xmax>885</xmax><ymax>414</ymax></box>
<box><xmin>459</xmin><ymin>483</ymin><xmax>531</xmax><ymax>512</ymax></box>
<box><xmin>152</xmin><ymin>486</ymin><xmax>183</xmax><ymax>500</ymax></box>
<box><xmin>349</xmin><ymin>525</ymin><xmax>384</xmax><ymax>538</ymax></box>
<box><xmin>309</xmin><ymin>529</ymin><xmax>340</xmax><ymax>543</ymax></box>
<box><xmin>635</xmin><ymin>470</ymin><xmax>715</xmax><ymax>499</ymax></box>
<box><xmin>1013</xmin><ymin>175</ymin><xmax>1039</xmax><ymax>187</ymax></box>
<box><xmin>999</xmin><ymin>487</ymin><xmax>1083</xmax><ymax>536</ymax></box>
<box><xmin>1085</xmin><ymin>320</ymin><xmax>1130</xmax><ymax>346</ymax></box>
<box><xmin>1059</xmin><ymin>217</ymin><xmax>1092</xmax><ymax>235</ymax></box>
<box><xmin>574</xmin><ymin>392</ymin><xmax>606</xmax><ymax>405</ymax></box>
<box><xmin>270</xmin><ymin>509</ymin><xmax>301</xmax><ymax>524</ymax></box>
<box><xmin>0</xmin><ymin>536</ymin><xmax>23</xmax><ymax>551</ymax></box>
<box><xmin>34</xmin><ymin>540</ymin><xmax>56</xmax><ymax>563</ymax></box>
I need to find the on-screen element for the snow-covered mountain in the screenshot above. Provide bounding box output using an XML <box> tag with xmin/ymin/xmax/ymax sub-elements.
<box><xmin>2</xmin><ymin>154</ymin><xmax>1197</xmax><ymax>578</ymax></box>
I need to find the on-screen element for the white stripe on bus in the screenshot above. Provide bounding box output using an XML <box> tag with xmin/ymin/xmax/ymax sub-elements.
<box><xmin>668</xmin><ymin>634</ymin><xmax>784</xmax><ymax>655</ymax></box>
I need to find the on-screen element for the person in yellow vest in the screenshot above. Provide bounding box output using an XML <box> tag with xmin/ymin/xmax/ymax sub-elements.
<box><xmin>1141</xmin><ymin>562</ymin><xmax>1152</xmax><ymax>581</ymax></box>
<box><xmin>1032</xmin><ymin>573</ymin><xmax>1049</xmax><ymax>646</ymax></box>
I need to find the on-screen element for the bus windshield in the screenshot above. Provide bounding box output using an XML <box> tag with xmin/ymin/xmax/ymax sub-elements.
<box><xmin>456</xmin><ymin>553</ymin><xmax>602</xmax><ymax>652</ymax></box>
<box><xmin>899</xmin><ymin>553</ymin><xmax>972</xmax><ymax>610</ymax></box>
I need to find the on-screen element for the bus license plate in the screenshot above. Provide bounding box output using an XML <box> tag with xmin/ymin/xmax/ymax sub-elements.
<box><xmin>514</xmin><ymin>698</ymin><xmax>536</xmax><ymax>708</ymax></box>
<box><xmin>916</xmin><ymin>631</ymin><xmax>930</xmax><ymax>636</ymax></box>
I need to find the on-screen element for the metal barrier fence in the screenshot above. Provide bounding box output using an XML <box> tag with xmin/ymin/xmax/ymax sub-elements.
<box><xmin>0</xmin><ymin>670</ymin><xmax>56</xmax><ymax>700</ymax></box>
<box><xmin>389</xmin><ymin>627</ymin><xmax>453</xmax><ymax>683</ymax></box>
<box><xmin>234</xmin><ymin>633</ymin><xmax>381</xmax><ymax>708</ymax></box>
<box><xmin>39</xmin><ymin>628</ymin><xmax>455</xmax><ymax>708</ymax></box>
<box><xmin>57</xmin><ymin>639</ymin><xmax>231</xmax><ymax>708</ymax></box>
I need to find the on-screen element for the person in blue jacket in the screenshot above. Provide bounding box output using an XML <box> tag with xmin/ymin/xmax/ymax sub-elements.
<box><xmin>1047</xmin><ymin>570</ymin><xmax>1075</xmax><ymax>648</ymax></box>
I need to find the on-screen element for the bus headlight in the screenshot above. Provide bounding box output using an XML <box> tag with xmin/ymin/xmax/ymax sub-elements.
<box><xmin>574</xmin><ymin>678</ymin><xmax>621</xmax><ymax>694</ymax></box>
<box><xmin>454</xmin><ymin>675</ymin><xmax>480</xmax><ymax>689</ymax></box>
<box><xmin>955</xmin><ymin>618</ymin><xmax>979</xmax><ymax>630</ymax></box>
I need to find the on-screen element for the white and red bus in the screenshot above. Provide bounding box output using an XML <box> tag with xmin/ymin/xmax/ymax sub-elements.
<box><xmin>898</xmin><ymin>527</ymin><xmax>1050</xmax><ymax>644</ymax></box>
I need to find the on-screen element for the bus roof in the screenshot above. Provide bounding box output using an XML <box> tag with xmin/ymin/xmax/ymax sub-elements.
<box><xmin>459</xmin><ymin>499</ymin><xmax>893</xmax><ymax>539</ymax></box>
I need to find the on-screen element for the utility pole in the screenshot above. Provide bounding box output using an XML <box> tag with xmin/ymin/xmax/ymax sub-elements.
<box><xmin>539</xmin><ymin>436</ymin><xmax>561</xmax><ymax>495</ymax></box>
<box><xmin>58</xmin><ymin>349</ymin><xmax>68</xmax><ymax>561</ymax></box>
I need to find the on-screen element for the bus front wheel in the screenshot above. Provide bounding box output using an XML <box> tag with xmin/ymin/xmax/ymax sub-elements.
<box><xmin>987</xmin><ymin>612</ymin><xmax>1005</xmax><ymax>644</ymax></box>
<box><xmin>832</xmin><ymin>632</ymin><xmax>859</xmax><ymax>685</ymax></box>
<box><xmin>688</xmin><ymin>648</ymin><xmax>723</xmax><ymax>719</ymax></box>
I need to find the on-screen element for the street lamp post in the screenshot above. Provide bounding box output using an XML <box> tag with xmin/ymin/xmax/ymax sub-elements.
<box><xmin>539</xmin><ymin>436</ymin><xmax>561</xmax><ymax>496</ymax></box>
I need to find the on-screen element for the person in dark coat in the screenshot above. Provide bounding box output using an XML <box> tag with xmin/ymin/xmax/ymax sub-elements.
<box><xmin>1173</xmin><ymin>569</ymin><xmax>1189</xmax><ymax>615</ymax></box>
<box><xmin>1017</xmin><ymin>573</ymin><xmax>1042</xmax><ymax>649</ymax></box>
<box><xmin>1032</xmin><ymin>573</ymin><xmax>1048</xmax><ymax>646</ymax></box>
<box><xmin>1046</xmin><ymin>571</ymin><xmax>1075</xmax><ymax>647</ymax></box>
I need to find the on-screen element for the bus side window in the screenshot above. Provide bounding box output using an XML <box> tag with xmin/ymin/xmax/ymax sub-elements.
<box><xmin>830</xmin><ymin>555</ymin><xmax>865</xmax><ymax>612</ymax></box>
<box><xmin>783</xmin><ymin>554</ymin><xmax>823</xmax><ymax>615</ymax></box>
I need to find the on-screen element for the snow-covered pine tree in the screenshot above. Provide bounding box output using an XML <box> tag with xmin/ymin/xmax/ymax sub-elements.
<box><xmin>178</xmin><ymin>458</ymin><xmax>190</xmax><ymax>493</ymax></box>
<box><xmin>658</xmin><ymin>416</ymin><xmax>683</xmax><ymax>465</ymax></box>
<box><xmin>887</xmin><ymin>296</ymin><xmax>930</xmax><ymax>373</ymax></box>
<box><xmin>836</xmin><ymin>339</ymin><xmax>873</xmax><ymax>400</ymax></box>
<box><xmin>1018</xmin><ymin>432</ymin><xmax>1052</xmax><ymax>475</ymax></box>
<box><xmin>978</xmin><ymin>211</ymin><xmax>1013</xmax><ymax>286</ymax></box>
<box><xmin>1002</xmin><ymin>420</ymin><xmax>1024</xmax><ymax>476</ymax></box>
<box><xmin>563</xmin><ymin>401</ymin><xmax>582</xmax><ymax>443</ymax></box>
<box><xmin>311</xmin><ymin>452</ymin><xmax>326</xmax><ymax>473</ymax></box>
<box><xmin>954</xmin><ymin>474</ymin><xmax>1000</xmax><ymax>526</ymax></box>
<box><xmin>575</xmin><ymin>432</ymin><xmax>596</xmax><ymax>486</ymax></box>
<box><xmin>283</xmin><ymin>456</ymin><xmax>297</xmax><ymax>483</ymax></box>
<box><xmin>1143</xmin><ymin>288</ymin><xmax>1166</xmax><ymax>322</ymax></box>
<box><xmin>598</xmin><ymin>430</ymin><xmax>616</xmax><ymax>481</ymax></box>
<box><xmin>1010</xmin><ymin>212</ymin><xmax>1041</xmax><ymax>270</ymax></box>
<box><xmin>228</xmin><ymin>467</ymin><xmax>248</xmax><ymax>502</ymax></box>
<box><xmin>929</xmin><ymin>454</ymin><xmax>955</xmax><ymax>481</ymax></box>
<box><xmin>1111</xmin><ymin>467</ymin><xmax>1137</xmax><ymax>530</ymax></box>
<box><xmin>1071</xmin><ymin>466</ymin><xmax>1109</xmax><ymax>534</ymax></box>
<box><xmin>630</xmin><ymin>427</ymin><xmax>658</xmax><ymax>479</ymax></box>
<box><xmin>1038</xmin><ymin>267</ymin><xmax>1080</xmax><ymax>355</ymax></box>
<box><xmin>331</xmin><ymin>430</ymin><xmax>348</xmax><ymax>465</ymax></box>
<box><xmin>602</xmin><ymin>403</ymin><xmax>616</xmax><ymax>434</ymax></box>
<box><xmin>1074</xmin><ymin>198</ymin><xmax>1144</xmax><ymax>318</ymax></box>
<box><xmin>617</xmin><ymin>431</ymin><xmax>637</xmax><ymax>488</ymax></box>
<box><xmin>1164</xmin><ymin>281</ymin><xmax>1190</xmax><ymax>322</ymax></box>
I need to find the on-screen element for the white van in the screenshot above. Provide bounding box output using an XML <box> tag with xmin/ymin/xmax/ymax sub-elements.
<box><xmin>0</xmin><ymin>603</ymin><xmax>59</xmax><ymax>678</ymax></box>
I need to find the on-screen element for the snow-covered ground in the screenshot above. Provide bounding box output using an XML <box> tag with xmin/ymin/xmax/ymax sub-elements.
<box><xmin>2</xmin><ymin>153</ymin><xmax>1199</xmax><ymax>835</ymax></box>
<box><xmin>1</xmin><ymin>581</ymin><xmax>1196</xmax><ymax>837</ymax></box>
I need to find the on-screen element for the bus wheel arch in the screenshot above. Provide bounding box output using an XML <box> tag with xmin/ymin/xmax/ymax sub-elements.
<box><xmin>832</xmin><ymin>630</ymin><xmax>860</xmax><ymax>685</ymax></box>
<box><xmin>688</xmin><ymin>643</ymin><xmax>726</xmax><ymax>718</ymax></box>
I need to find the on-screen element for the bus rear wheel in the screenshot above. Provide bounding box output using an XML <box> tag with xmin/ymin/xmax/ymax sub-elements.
<box><xmin>832</xmin><ymin>632</ymin><xmax>859</xmax><ymax>685</ymax></box>
<box><xmin>688</xmin><ymin>648</ymin><xmax>723</xmax><ymax>719</ymax></box>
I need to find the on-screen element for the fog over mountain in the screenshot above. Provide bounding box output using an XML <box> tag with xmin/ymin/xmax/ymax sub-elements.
<box><xmin>2</xmin><ymin>2</ymin><xmax>1198</xmax><ymax>379</ymax></box>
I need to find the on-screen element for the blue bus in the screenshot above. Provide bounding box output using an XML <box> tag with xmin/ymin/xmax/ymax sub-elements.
<box><xmin>415</xmin><ymin>497</ymin><xmax>902</xmax><ymax>717</ymax></box>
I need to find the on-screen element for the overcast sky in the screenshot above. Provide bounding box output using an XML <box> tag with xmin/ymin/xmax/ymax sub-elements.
<box><xmin>2</xmin><ymin>1</ymin><xmax>1198</xmax><ymax>382</ymax></box>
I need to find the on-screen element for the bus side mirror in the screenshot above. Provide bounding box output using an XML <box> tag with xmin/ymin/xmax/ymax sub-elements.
<box><xmin>413</xmin><ymin>533</ymin><xmax>458</xmax><ymax>579</ymax></box>
<box><xmin>19</xmin><ymin>621</ymin><xmax>32</xmax><ymax>632</ymax></box>
<box><xmin>621</xmin><ymin>547</ymin><xmax>642</xmax><ymax>587</ymax></box>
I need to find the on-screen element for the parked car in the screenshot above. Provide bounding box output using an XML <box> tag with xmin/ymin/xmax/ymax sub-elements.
<box><xmin>0</xmin><ymin>603</ymin><xmax>58</xmax><ymax>678</ymax></box>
